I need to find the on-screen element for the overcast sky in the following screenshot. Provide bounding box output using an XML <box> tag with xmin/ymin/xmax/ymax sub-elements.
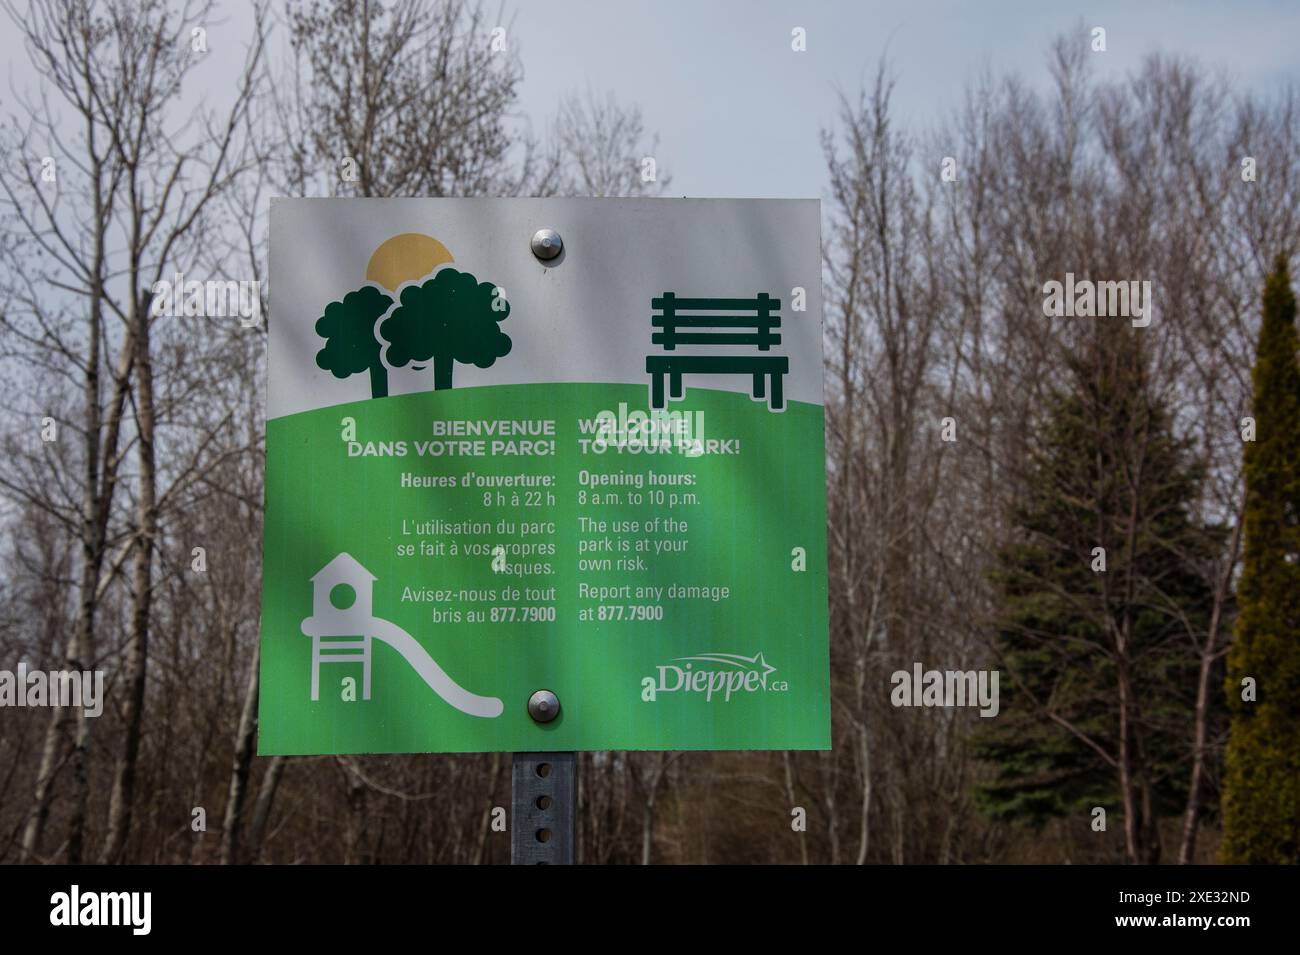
<box><xmin>514</xmin><ymin>0</ymin><xmax>1300</xmax><ymax>197</ymax></box>
<box><xmin>4</xmin><ymin>0</ymin><xmax>1299</xmax><ymax>199</ymax></box>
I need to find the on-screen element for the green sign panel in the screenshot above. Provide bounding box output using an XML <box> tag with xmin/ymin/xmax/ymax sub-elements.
<box><xmin>260</xmin><ymin>198</ymin><xmax>830</xmax><ymax>753</ymax></box>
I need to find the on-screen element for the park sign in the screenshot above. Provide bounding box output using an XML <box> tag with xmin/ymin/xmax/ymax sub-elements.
<box><xmin>259</xmin><ymin>198</ymin><xmax>830</xmax><ymax>754</ymax></box>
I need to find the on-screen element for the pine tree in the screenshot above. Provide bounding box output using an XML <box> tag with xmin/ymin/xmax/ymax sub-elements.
<box><xmin>975</xmin><ymin>328</ymin><xmax>1217</xmax><ymax>863</ymax></box>
<box><xmin>1222</xmin><ymin>256</ymin><xmax>1300</xmax><ymax>863</ymax></box>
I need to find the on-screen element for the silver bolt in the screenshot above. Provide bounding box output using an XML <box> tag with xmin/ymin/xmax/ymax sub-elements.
<box><xmin>530</xmin><ymin>228</ymin><xmax>563</xmax><ymax>261</ymax></box>
<box><xmin>527</xmin><ymin>689</ymin><xmax>560</xmax><ymax>723</ymax></box>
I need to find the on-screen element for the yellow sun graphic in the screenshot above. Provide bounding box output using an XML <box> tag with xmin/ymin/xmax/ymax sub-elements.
<box><xmin>365</xmin><ymin>233</ymin><xmax>454</xmax><ymax>291</ymax></box>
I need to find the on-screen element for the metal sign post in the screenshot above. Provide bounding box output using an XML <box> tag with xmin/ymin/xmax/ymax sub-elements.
<box><xmin>511</xmin><ymin>753</ymin><xmax>576</xmax><ymax>864</ymax></box>
<box><xmin>512</xmin><ymin>689</ymin><xmax>575</xmax><ymax>864</ymax></box>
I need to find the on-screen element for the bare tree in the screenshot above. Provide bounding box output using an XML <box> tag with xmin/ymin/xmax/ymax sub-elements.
<box><xmin>550</xmin><ymin>88</ymin><xmax>671</xmax><ymax>197</ymax></box>
<box><xmin>1</xmin><ymin>0</ymin><xmax>267</xmax><ymax>863</ymax></box>
<box><xmin>275</xmin><ymin>0</ymin><xmax>542</xmax><ymax>198</ymax></box>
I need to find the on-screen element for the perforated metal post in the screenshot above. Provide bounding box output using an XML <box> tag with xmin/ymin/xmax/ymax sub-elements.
<box><xmin>511</xmin><ymin>752</ymin><xmax>576</xmax><ymax>864</ymax></box>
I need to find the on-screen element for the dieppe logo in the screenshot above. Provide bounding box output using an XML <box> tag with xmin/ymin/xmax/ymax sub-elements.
<box><xmin>641</xmin><ymin>652</ymin><xmax>788</xmax><ymax>702</ymax></box>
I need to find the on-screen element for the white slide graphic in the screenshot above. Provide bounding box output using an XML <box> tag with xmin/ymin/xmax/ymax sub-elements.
<box><xmin>301</xmin><ymin>552</ymin><xmax>503</xmax><ymax>718</ymax></box>
<box><xmin>366</xmin><ymin>617</ymin><xmax>503</xmax><ymax>718</ymax></box>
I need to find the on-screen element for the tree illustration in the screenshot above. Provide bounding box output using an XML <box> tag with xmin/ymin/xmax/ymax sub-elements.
<box><xmin>379</xmin><ymin>267</ymin><xmax>511</xmax><ymax>390</ymax></box>
<box><xmin>315</xmin><ymin>285</ymin><xmax>394</xmax><ymax>398</ymax></box>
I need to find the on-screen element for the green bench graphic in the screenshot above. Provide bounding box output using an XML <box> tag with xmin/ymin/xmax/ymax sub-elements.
<box><xmin>646</xmin><ymin>293</ymin><xmax>788</xmax><ymax>411</ymax></box>
<box><xmin>652</xmin><ymin>292</ymin><xmax>781</xmax><ymax>350</ymax></box>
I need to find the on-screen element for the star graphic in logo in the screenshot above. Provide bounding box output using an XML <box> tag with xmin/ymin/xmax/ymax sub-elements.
<box><xmin>750</xmin><ymin>653</ymin><xmax>777</xmax><ymax>681</ymax></box>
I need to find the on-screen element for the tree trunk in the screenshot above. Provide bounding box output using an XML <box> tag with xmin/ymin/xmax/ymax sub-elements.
<box><xmin>1178</xmin><ymin>645</ymin><xmax>1215</xmax><ymax>864</ymax></box>
<box><xmin>20</xmin><ymin>696</ymin><xmax>72</xmax><ymax>863</ymax></box>
<box><xmin>98</xmin><ymin>292</ymin><xmax>158</xmax><ymax>864</ymax></box>
<box><xmin>220</xmin><ymin>642</ymin><xmax>262</xmax><ymax>864</ymax></box>
<box><xmin>472</xmin><ymin>753</ymin><xmax>503</xmax><ymax>865</ymax></box>
<box><xmin>855</xmin><ymin>723</ymin><xmax>871</xmax><ymax>864</ymax></box>
<box><xmin>783</xmin><ymin>752</ymin><xmax>809</xmax><ymax>865</ymax></box>
<box><xmin>246</xmin><ymin>757</ymin><xmax>288</xmax><ymax>864</ymax></box>
<box><xmin>641</xmin><ymin>795</ymin><xmax>656</xmax><ymax>865</ymax></box>
<box><xmin>1179</xmin><ymin>519</ymin><xmax>1242</xmax><ymax>864</ymax></box>
<box><xmin>1116</xmin><ymin>629</ymin><xmax>1140</xmax><ymax>864</ymax></box>
<box><xmin>434</xmin><ymin>353</ymin><xmax>453</xmax><ymax>390</ymax></box>
<box><xmin>21</xmin><ymin>154</ymin><xmax>126</xmax><ymax>863</ymax></box>
<box><xmin>821</xmin><ymin>750</ymin><xmax>840</xmax><ymax>864</ymax></box>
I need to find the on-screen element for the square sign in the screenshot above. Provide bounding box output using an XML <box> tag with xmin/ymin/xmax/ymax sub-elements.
<box><xmin>260</xmin><ymin>198</ymin><xmax>830</xmax><ymax>753</ymax></box>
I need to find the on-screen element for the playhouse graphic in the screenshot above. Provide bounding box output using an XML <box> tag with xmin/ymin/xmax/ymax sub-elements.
<box><xmin>301</xmin><ymin>552</ymin><xmax>503</xmax><ymax>719</ymax></box>
<box><xmin>314</xmin><ymin>232</ymin><xmax>513</xmax><ymax>400</ymax></box>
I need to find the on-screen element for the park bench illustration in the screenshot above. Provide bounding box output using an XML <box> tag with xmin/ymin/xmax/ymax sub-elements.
<box><xmin>645</xmin><ymin>292</ymin><xmax>788</xmax><ymax>411</ymax></box>
<box><xmin>300</xmin><ymin>553</ymin><xmax>503</xmax><ymax>718</ymax></box>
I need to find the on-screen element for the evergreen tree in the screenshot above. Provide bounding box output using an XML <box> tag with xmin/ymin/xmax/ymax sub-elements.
<box><xmin>1222</xmin><ymin>256</ymin><xmax>1300</xmax><ymax>863</ymax></box>
<box><xmin>975</xmin><ymin>328</ymin><xmax>1217</xmax><ymax>863</ymax></box>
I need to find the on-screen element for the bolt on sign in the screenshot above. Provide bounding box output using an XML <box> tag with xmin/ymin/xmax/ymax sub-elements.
<box><xmin>260</xmin><ymin>198</ymin><xmax>830</xmax><ymax>753</ymax></box>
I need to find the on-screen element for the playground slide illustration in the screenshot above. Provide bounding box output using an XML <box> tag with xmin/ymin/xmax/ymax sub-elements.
<box><xmin>367</xmin><ymin>617</ymin><xmax>503</xmax><ymax>718</ymax></box>
<box><xmin>301</xmin><ymin>552</ymin><xmax>503</xmax><ymax>718</ymax></box>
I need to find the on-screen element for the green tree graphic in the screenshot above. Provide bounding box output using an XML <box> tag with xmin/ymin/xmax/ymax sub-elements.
<box><xmin>379</xmin><ymin>267</ymin><xmax>511</xmax><ymax>390</ymax></box>
<box><xmin>315</xmin><ymin>285</ymin><xmax>394</xmax><ymax>398</ymax></box>
<box><xmin>1222</xmin><ymin>256</ymin><xmax>1300</xmax><ymax>863</ymax></box>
